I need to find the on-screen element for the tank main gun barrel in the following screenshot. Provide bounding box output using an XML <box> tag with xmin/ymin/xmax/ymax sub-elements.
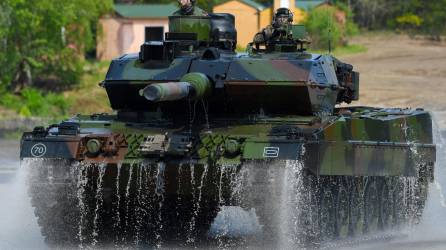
<box><xmin>141</xmin><ymin>82</ymin><xmax>193</xmax><ymax>102</ymax></box>
<box><xmin>140</xmin><ymin>72</ymin><xmax>211</xmax><ymax>102</ymax></box>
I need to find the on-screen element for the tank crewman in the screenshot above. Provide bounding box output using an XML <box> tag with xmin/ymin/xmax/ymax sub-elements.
<box><xmin>173</xmin><ymin>0</ymin><xmax>208</xmax><ymax>16</ymax></box>
<box><xmin>253</xmin><ymin>8</ymin><xmax>294</xmax><ymax>44</ymax></box>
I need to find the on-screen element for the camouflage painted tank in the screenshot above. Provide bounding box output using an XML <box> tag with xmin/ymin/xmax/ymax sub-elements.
<box><xmin>20</xmin><ymin>8</ymin><xmax>436</xmax><ymax>248</ymax></box>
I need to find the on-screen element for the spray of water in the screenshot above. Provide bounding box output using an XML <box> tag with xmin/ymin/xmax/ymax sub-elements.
<box><xmin>0</xmin><ymin>159</ymin><xmax>46</xmax><ymax>249</ymax></box>
<box><xmin>406</xmin><ymin>113</ymin><xmax>446</xmax><ymax>241</ymax></box>
<box><xmin>155</xmin><ymin>162</ymin><xmax>166</xmax><ymax>247</ymax></box>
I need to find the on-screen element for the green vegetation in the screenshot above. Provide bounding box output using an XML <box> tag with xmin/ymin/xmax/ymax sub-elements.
<box><xmin>0</xmin><ymin>88</ymin><xmax>71</xmax><ymax>119</ymax></box>
<box><xmin>0</xmin><ymin>60</ymin><xmax>112</xmax><ymax>120</ymax></box>
<box><xmin>65</xmin><ymin>61</ymin><xmax>112</xmax><ymax>115</ymax></box>
<box><xmin>0</xmin><ymin>0</ymin><xmax>112</xmax><ymax>91</ymax></box>
<box><xmin>304</xmin><ymin>7</ymin><xmax>342</xmax><ymax>50</ymax></box>
<box><xmin>0</xmin><ymin>0</ymin><xmax>112</xmax><ymax>119</ymax></box>
<box><xmin>312</xmin><ymin>44</ymin><xmax>368</xmax><ymax>57</ymax></box>
<box><xmin>334</xmin><ymin>0</ymin><xmax>446</xmax><ymax>39</ymax></box>
<box><xmin>304</xmin><ymin>5</ymin><xmax>359</xmax><ymax>50</ymax></box>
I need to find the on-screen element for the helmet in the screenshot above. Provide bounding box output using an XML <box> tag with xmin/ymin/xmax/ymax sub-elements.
<box><xmin>178</xmin><ymin>0</ymin><xmax>195</xmax><ymax>6</ymax></box>
<box><xmin>273</xmin><ymin>8</ymin><xmax>293</xmax><ymax>27</ymax></box>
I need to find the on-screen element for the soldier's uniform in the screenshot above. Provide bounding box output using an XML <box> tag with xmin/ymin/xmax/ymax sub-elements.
<box><xmin>253</xmin><ymin>8</ymin><xmax>293</xmax><ymax>44</ymax></box>
<box><xmin>253</xmin><ymin>25</ymin><xmax>275</xmax><ymax>44</ymax></box>
<box><xmin>172</xmin><ymin>0</ymin><xmax>208</xmax><ymax>16</ymax></box>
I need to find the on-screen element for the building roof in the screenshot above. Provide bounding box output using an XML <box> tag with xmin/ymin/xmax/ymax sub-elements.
<box><xmin>216</xmin><ymin>0</ymin><xmax>267</xmax><ymax>11</ymax></box>
<box><xmin>295</xmin><ymin>0</ymin><xmax>327</xmax><ymax>10</ymax></box>
<box><xmin>239</xmin><ymin>0</ymin><xmax>268</xmax><ymax>11</ymax></box>
<box><xmin>114</xmin><ymin>3</ymin><xmax>178</xmax><ymax>18</ymax></box>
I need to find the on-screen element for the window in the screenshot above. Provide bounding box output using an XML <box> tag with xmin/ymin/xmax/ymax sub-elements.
<box><xmin>145</xmin><ymin>26</ymin><xmax>164</xmax><ymax>42</ymax></box>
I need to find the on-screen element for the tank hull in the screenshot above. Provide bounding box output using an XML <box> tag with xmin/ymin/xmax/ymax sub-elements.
<box><xmin>20</xmin><ymin>107</ymin><xmax>436</xmax><ymax>247</ymax></box>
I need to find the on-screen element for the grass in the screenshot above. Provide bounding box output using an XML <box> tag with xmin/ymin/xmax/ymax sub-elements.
<box><xmin>311</xmin><ymin>43</ymin><xmax>368</xmax><ymax>57</ymax></box>
<box><xmin>0</xmin><ymin>60</ymin><xmax>112</xmax><ymax>124</ymax></box>
<box><xmin>64</xmin><ymin>60</ymin><xmax>112</xmax><ymax>115</ymax></box>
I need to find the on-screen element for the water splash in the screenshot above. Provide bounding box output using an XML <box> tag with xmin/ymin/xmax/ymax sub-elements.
<box><xmin>407</xmin><ymin>113</ymin><xmax>446</xmax><ymax>240</ymax></box>
<box><xmin>123</xmin><ymin>164</ymin><xmax>134</xmax><ymax>243</ymax></box>
<box><xmin>91</xmin><ymin>164</ymin><xmax>106</xmax><ymax>246</ymax></box>
<box><xmin>187</xmin><ymin>164</ymin><xmax>197</xmax><ymax>243</ymax></box>
<box><xmin>76</xmin><ymin>163</ymin><xmax>88</xmax><ymax>247</ymax></box>
<box><xmin>201</xmin><ymin>99</ymin><xmax>210</xmax><ymax>131</ymax></box>
<box><xmin>208</xmin><ymin>206</ymin><xmax>262</xmax><ymax>238</ymax></box>
<box><xmin>0</xmin><ymin>159</ymin><xmax>46</xmax><ymax>249</ymax></box>
<box><xmin>155</xmin><ymin>162</ymin><xmax>166</xmax><ymax>247</ymax></box>
<box><xmin>133</xmin><ymin>164</ymin><xmax>143</xmax><ymax>245</ymax></box>
<box><xmin>113</xmin><ymin>163</ymin><xmax>121</xmax><ymax>245</ymax></box>
<box><xmin>279</xmin><ymin>160</ymin><xmax>305</xmax><ymax>248</ymax></box>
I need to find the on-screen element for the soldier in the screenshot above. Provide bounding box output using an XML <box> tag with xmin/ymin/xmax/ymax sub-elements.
<box><xmin>173</xmin><ymin>0</ymin><xmax>208</xmax><ymax>16</ymax></box>
<box><xmin>253</xmin><ymin>8</ymin><xmax>294</xmax><ymax>44</ymax></box>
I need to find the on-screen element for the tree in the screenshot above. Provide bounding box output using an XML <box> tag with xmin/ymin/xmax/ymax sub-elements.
<box><xmin>304</xmin><ymin>6</ymin><xmax>343</xmax><ymax>50</ymax></box>
<box><xmin>0</xmin><ymin>0</ymin><xmax>112</xmax><ymax>92</ymax></box>
<box><xmin>418</xmin><ymin>0</ymin><xmax>446</xmax><ymax>40</ymax></box>
<box><xmin>333</xmin><ymin>0</ymin><xmax>446</xmax><ymax>39</ymax></box>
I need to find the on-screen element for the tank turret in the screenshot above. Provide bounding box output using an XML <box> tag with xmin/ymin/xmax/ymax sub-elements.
<box><xmin>104</xmin><ymin>12</ymin><xmax>359</xmax><ymax>117</ymax></box>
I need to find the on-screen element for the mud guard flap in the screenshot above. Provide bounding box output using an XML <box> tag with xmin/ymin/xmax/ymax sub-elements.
<box><xmin>307</xmin><ymin>141</ymin><xmax>436</xmax><ymax>177</ymax></box>
<box><xmin>242</xmin><ymin>139</ymin><xmax>304</xmax><ymax>160</ymax></box>
<box><xmin>242</xmin><ymin>139</ymin><xmax>436</xmax><ymax>177</ymax></box>
<box><xmin>20</xmin><ymin>137</ymin><xmax>81</xmax><ymax>160</ymax></box>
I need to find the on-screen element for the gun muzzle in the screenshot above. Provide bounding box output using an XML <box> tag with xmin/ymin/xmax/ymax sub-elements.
<box><xmin>141</xmin><ymin>82</ymin><xmax>192</xmax><ymax>102</ymax></box>
<box><xmin>140</xmin><ymin>72</ymin><xmax>211</xmax><ymax>102</ymax></box>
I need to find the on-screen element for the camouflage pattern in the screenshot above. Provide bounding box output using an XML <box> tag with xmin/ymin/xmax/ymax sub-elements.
<box><xmin>19</xmin><ymin>6</ymin><xmax>436</xmax><ymax>246</ymax></box>
<box><xmin>20</xmin><ymin>107</ymin><xmax>435</xmax><ymax>177</ymax></box>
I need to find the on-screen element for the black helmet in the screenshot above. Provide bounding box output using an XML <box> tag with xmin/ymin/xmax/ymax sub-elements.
<box><xmin>177</xmin><ymin>0</ymin><xmax>195</xmax><ymax>5</ymax></box>
<box><xmin>273</xmin><ymin>8</ymin><xmax>293</xmax><ymax>26</ymax></box>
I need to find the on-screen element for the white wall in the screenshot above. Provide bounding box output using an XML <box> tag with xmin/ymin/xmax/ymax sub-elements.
<box><xmin>97</xmin><ymin>17</ymin><xmax>169</xmax><ymax>60</ymax></box>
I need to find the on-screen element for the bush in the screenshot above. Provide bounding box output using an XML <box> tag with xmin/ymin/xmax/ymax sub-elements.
<box><xmin>0</xmin><ymin>0</ymin><xmax>113</xmax><ymax>91</ymax></box>
<box><xmin>396</xmin><ymin>14</ymin><xmax>423</xmax><ymax>31</ymax></box>
<box><xmin>0</xmin><ymin>87</ymin><xmax>71</xmax><ymax>118</ymax></box>
<box><xmin>304</xmin><ymin>5</ymin><xmax>359</xmax><ymax>50</ymax></box>
<box><xmin>304</xmin><ymin>7</ymin><xmax>343</xmax><ymax>50</ymax></box>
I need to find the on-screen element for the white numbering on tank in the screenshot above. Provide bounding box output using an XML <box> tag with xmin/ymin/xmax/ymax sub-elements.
<box><xmin>263</xmin><ymin>147</ymin><xmax>279</xmax><ymax>158</ymax></box>
<box><xmin>31</xmin><ymin>143</ymin><xmax>47</xmax><ymax>157</ymax></box>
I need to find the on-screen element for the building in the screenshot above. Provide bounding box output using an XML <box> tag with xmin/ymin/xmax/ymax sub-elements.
<box><xmin>213</xmin><ymin>0</ymin><xmax>272</xmax><ymax>50</ymax></box>
<box><xmin>97</xmin><ymin>3</ymin><xmax>177</xmax><ymax>60</ymax></box>
<box><xmin>97</xmin><ymin>1</ymin><xmax>331</xmax><ymax>60</ymax></box>
<box><xmin>213</xmin><ymin>0</ymin><xmax>329</xmax><ymax>47</ymax></box>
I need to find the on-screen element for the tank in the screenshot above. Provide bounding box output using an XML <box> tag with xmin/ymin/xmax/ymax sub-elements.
<box><xmin>20</xmin><ymin>10</ymin><xmax>436</xmax><ymax>248</ymax></box>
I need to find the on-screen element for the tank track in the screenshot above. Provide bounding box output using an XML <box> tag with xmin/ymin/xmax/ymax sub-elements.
<box><xmin>25</xmin><ymin>160</ymin><xmax>430</xmax><ymax>248</ymax></box>
<box><xmin>235</xmin><ymin>161</ymin><xmax>430</xmax><ymax>247</ymax></box>
<box><xmin>26</xmin><ymin>161</ymin><xmax>235</xmax><ymax>248</ymax></box>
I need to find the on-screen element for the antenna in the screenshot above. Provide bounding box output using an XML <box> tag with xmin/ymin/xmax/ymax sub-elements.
<box><xmin>328</xmin><ymin>12</ymin><xmax>332</xmax><ymax>54</ymax></box>
<box><xmin>328</xmin><ymin>28</ymin><xmax>332</xmax><ymax>54</ymax></box>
